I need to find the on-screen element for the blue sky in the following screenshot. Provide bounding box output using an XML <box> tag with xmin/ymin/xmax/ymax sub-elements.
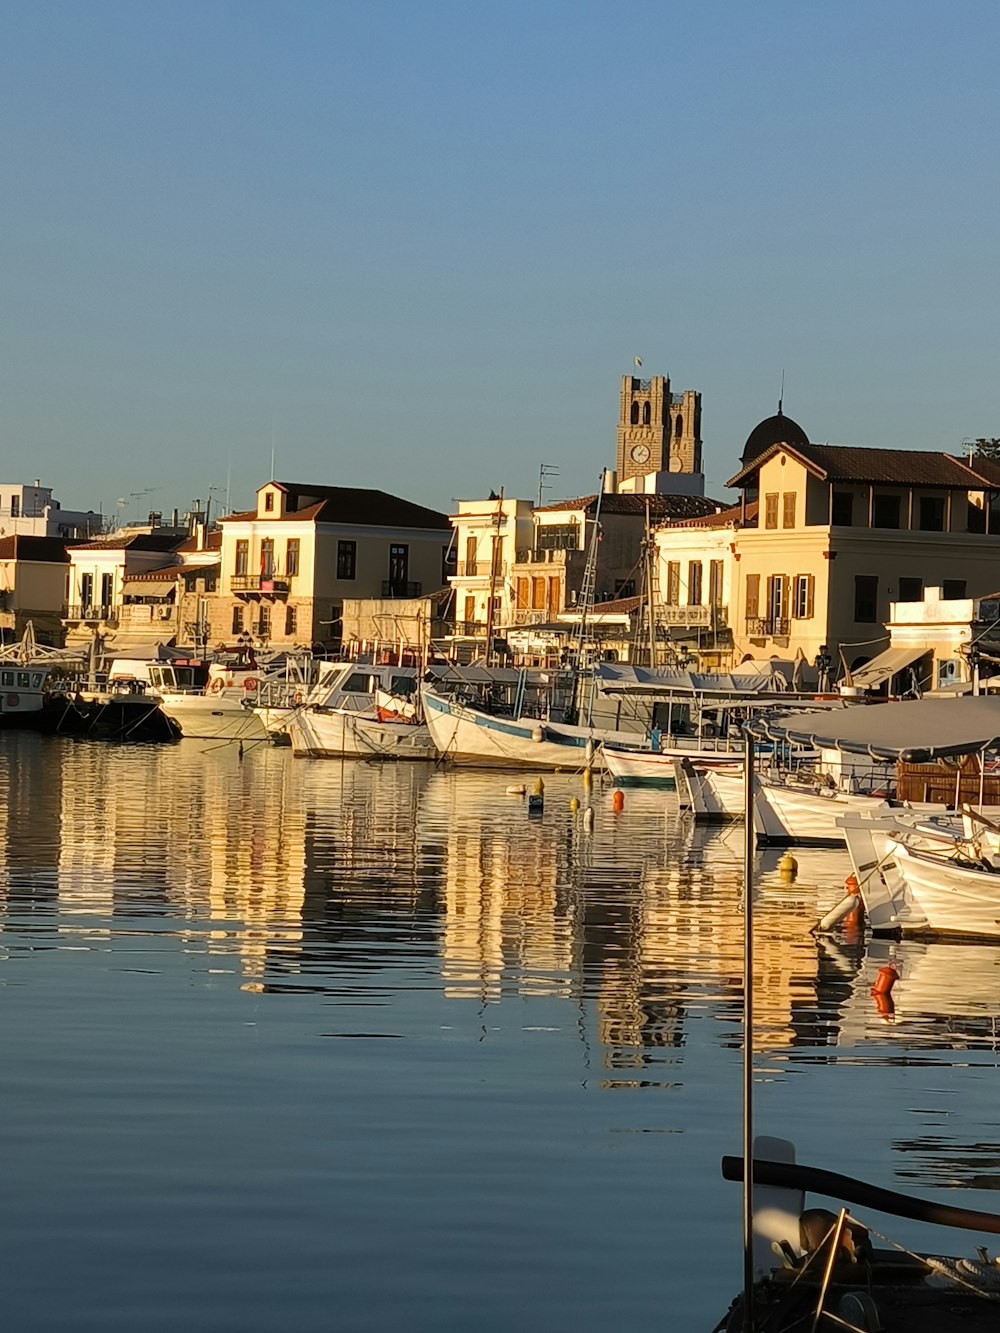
<box><xmin>3</xmin><ymin>0</ymin><xmax>999</xmax><ymax>521</ymax></box>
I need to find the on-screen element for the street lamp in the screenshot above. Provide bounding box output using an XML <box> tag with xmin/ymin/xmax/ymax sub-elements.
<box><xmin>966</xmin><ymin>642</ymin><xmax>982</xmax><ymax>697</ymax></box>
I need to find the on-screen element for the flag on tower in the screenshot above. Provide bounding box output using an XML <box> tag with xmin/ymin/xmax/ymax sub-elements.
<box><xmin>634</xmin><ymin>356</ymin><xmax>643</xmax><ymax>368</ymax></box>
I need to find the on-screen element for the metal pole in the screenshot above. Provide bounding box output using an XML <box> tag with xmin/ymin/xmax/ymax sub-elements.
<box><xmin>742</xmin><ymin>732</ymin><xmax>756</xmax><ymax>1331</ymax></box>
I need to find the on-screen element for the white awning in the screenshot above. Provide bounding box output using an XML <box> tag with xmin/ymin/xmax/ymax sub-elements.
<box><xmin>848</xmin><ymin>646</ymin><xmax>930</xmax><ymax>689</ymax></box>
<box><xmin>122</xmin><ymin>579</ymin><xmax>176</xmax><ymax>598</ymax></box>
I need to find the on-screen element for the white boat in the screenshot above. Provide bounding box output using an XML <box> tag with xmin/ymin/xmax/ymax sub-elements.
<box><xmin>421</xmin><ymin>679</ymin><xmax>640</xmax><ymax>770</ymax></box>
<box><xmin>753</xmin><ymin>775</ymin><xmax>895</xmax><ymax>846</ymax></box>
<box><xmin>285</xmin><ymin>659</ymin><xmax>434</xmax><ymax>760</ymax></box>
<box><xmin>0</xmin><ymin>660</ymin><xmax>53</xmax><ymax>723</ymax></box>
<box><xmin>673</xmin><ymin>756</ymin><xmax>744</xmax><ymax>818</ymax></box>
<box><xmin>148</xmin><ymin>661</ymin><xmax>275</xmax><ymax>741</ymax></box>
<box><xmin>869</xmin><ymin>832</ymin><xmax>1000</xmax><ymax>939</ymax></box>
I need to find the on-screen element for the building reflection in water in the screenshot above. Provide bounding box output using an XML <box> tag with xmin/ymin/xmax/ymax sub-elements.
<box><xmin>8</xmin><ymin>740</ymin><xmax>997</xmax><ymax>1072</ymax></box>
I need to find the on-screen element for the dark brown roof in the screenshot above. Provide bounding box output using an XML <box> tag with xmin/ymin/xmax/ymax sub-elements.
<box><xmin>660</xmin><ymin>500</ymin><xmax>759</xmax><ymax>530</ymax></box>
<box><xmin>0</xmin><ymin>535</ymin><xmax>70</xmax><ymax>563</ymax></box>
<box><xmin>741</xmin><ymin>410</ymin><xmax>809</xmax><ymax>464</ymax></box>
<box><xmin>727</xmin><ymin>441</ymin><xmax>999</xmax><ymax>490</ymax></box>
<box><xmin>223</xmin><ymin>485</ymin><xmax>450</xmax><ymax>531</ymax></box>
<box><xmin>535</xmin><ymin>492</ymin><xmax>724</xmax><ymax>519</ymax></box>
<box><xmin>175</xmin><ymin>529</ymin><xmax>223</xmax><ymax>552</ymax></box>
<box><xmin>69</xmin><ymin>533</ymin><xmax>188</xmax><ymax>553</ymax></box>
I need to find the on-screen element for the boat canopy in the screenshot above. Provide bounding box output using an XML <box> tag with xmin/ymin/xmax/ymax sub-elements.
<box><xmin>596</xmin><ymin>664</ymin><xmax>785</xmax><ymax>696</ymax></box>
<box><xmin>746</xmin><ymin>696</ymin><xmax>1000</xmax><ymax>762</ymax></box>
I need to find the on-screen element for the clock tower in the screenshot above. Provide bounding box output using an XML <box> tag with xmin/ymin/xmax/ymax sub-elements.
<box><xmin>615</xmin><ymin>374</ymin><xmax>702</xmax><ymax>487</ymax></box>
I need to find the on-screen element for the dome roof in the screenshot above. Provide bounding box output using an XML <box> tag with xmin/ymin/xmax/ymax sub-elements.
<box><xmin>741</xmin><ymin>409</ymin><xmax>809</xmax><ymax>465</ymax></box>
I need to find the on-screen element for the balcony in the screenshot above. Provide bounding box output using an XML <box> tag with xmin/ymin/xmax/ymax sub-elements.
<box><xmin>746</xmin><ymin>616</ymin><xmax>790</xmax><ymax>638</ymax></box>
<box><xmin>63</xmin><ymin>604</ymin><xmax>118</xmax><ymax>624</ymax></box>
<box><xmin>514</xmin><ymin>547</ymin><xmax>578</xmax><ymax>565</ymax></box>
<box><xmin>230</xmin><ymin>575</ymin><xmax>290</xmax><ymax>595</ymax></box>
<box><xmin>381</xmin><ymin>581</ymin><xmax>423</xmax><ymax>598</ymax></box>
<box><xmin>456</xmin><ymin>561</ymin><xmax>506</xmax><ymax>578</ymax></box>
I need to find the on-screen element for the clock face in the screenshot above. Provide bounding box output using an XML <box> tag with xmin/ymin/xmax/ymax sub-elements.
<box><xmin>630</xmin><ymin>444</ymin><xmax>651</xmax><ymax>464</ymax></box>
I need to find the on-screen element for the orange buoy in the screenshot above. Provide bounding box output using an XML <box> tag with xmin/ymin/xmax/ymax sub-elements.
<box><xmin>870</xmin><ymin>963</ymin><xmax>898</xmax><ymax>997</ymax></box>
<box><xmin>612</xmin><ymin>789</ymin><xmax>624</xmax><ymax>812</ymax></box>
<box><xmin>845</xmin><ymin>873</ymin><xmax>860</xmax><ymax>895</ymax></box>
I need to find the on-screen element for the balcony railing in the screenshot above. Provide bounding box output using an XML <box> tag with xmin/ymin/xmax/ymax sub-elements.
<box><xmin>746</xmin><ymin>616</ymin><xmax>790</xmax><ymax>637</ymax></box>
<box><xmin>514</xmin><ymin>547</ymin><xmax>578</xmax><ymax>564</ymax></box>
<box><xmin>381</xmin><ymin>581</ymin><xmax>423</xmax><ymax>598</ymax></box>
<box><xmin>231</xmin><ymin>575</ymin><xmax>290</xmax><ymax>594</ymax></box>
<box><xmin>456</xmin><ymin>561</ymin><xmax>507</xmax><ymax>578</ymax></box>
<box><xmin>63</xmin><ymin>604</ymin><xmax>118</xmax><ymax>623</ymax></box>
<box><xmin>456</xmin><ymin>620</ymin><xmax>487</xmax><ymax>636</ymax></box>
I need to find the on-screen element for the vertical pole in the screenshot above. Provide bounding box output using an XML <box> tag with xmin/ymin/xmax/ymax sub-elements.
<box><xmin>742</xmin><ymin>732</ymin><xmax>756</xmax><ymax>1331</ymax></box>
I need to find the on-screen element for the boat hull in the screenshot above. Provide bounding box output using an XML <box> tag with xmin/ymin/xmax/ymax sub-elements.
<box><xmin>422</xmin><ymin>687</ymin><xmax>630</xmax><ymax>770</ymax></box>
<box><xmin>157</xmin><ymin>693</ymin><xmax>268</xmax><ymax>742</ymax></box>
<box><xmin>287</xmin><ymin>707</ymin><xmax>436</xmax><ymax>760</ymax></box>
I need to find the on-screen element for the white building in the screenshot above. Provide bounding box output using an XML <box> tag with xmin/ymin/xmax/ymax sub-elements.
<box><xmin>0</xmin><ymin>482</ymin><xmax>101</xmax><ymax>540</ymax></box>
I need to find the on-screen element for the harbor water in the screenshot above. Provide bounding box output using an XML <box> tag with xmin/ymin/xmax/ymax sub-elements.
<box><xmin>3</xmin><ymin>732</ymin><xmax>1000</xmax><ymax>1330</ymax></box>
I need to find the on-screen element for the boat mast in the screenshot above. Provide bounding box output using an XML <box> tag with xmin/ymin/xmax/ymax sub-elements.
<box><xmin>645</xmin><ymin>498</ymin><xmax>657</xmax><ymax>668</ymax></box>
<box><xmin>571</xmin><ymin>471</ymin><xmax>606</xmax><ymax>722</ymax></box>
<box><xmin>483</xmin><ymin>488</ymin><xmax>504</xmax><ymax>669</ymax></box>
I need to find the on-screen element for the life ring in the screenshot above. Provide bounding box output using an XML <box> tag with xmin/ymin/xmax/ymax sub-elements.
<box><xmin>243</xmin><ymin>677</ymin><xmax>258</xmax><ymax>693</ymax></box>
<box><xmin>208</xmin><ymin>677</ymin><xmax>225</xmax><ymax>695</ymax></box>
<box><xmin>292</xmin><ymin>691</ymin><xmax>304</xmax><ymax>705</ymax></box>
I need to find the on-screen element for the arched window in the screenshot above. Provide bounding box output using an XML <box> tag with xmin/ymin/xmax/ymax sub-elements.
<box><xmin>642</xmin><ymin>402</ymin><xmax>651</xmax><ymax>425</ymax></box>
<box><xmin>675</xmin><ymin>414</ymin><xmax>683</xmax><ymax>437</ymax></box>
<box><xmin>630</xmin><ymin>401</ymin><xmax>639</xmax><ymax>425</ymax></box>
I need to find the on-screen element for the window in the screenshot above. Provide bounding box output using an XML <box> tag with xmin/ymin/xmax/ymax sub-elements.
<box><xmin>782</xmin><ymin>492</ymin><xmax>796</xmax><ymax>529</ymax></box>
<box><xmin>264</xmin><ymin>492</ymin><xmax>274</xmax><ymax>512</ymax></box>
<box><xmin>919</xmin><ymin>496</ymin><xmax>945</xmax><ymax>531</ymax></box>
<box><xmin>630</xmin><ymin>401</ymin><xmax>639</xmax><ymax>425</ymax></box>
<box><xmin>793</xmin><ymin>574</ymin><xmax>814</xmax><ymax>619</ymax></box>
<box><xmin>536</xmin><ymin>523</ymin><xmax>578</xmax><ymax>551</ymax></box>
<box><xmin>687</xmin><ymin>561</ymin><xmax>703</xmax><ymax>606</ymax></box>
<box><xmin>286</xmin><ymin>539</ymin><xmax>300</xmax><ymax>577</ymax></box>
<box><xmin>256</xmin><ymin>604</ymin><xmax>271</xmax><ymax>638</ymax></box>
<box><xmin>260</xmin><ymin>539</ymin><xmax>274</xmax><ymax>579</ymax></box>
<box><xmin>344</xmin><ymin>672</ymin><xmax>373</xmax><ymax>693</ymax></box>
<box><xmin>745</xmin><ymin>573</ymin><xmax>760</xmax><ymax>620</ymax></box>
<box><xmin>767</xmin><ymin>574</ymin><xmax>788</xmax><ymax>625</ymax></box>
<box><xmin>231</xmin><ymin>605</ymin><xmax>244</xmax><ymax>634</ymax></box>
<box><xmin>10</xmin><ymin>495</ymin><xmax>19</xmax><ymax>517</ymax></box>
<box><xmin>943</xmin><ymin>579</ymin><xmax>966</xmax><ymax>599</ymax></box>
<box><xmin>675</xmin><ymin>414</ymin><xmax>683</xmax><ymax>438</ymax></box>
<box><xmin>337</xmin><ymin>540</ymin><xmax>357</xmax><ymax>580</ymax></box>
<box><xmin>442</xmin><ymin>544</ymin><xmax>456</xmax><ymax>583</ymax></box>
<box><xmin>709</xmin><ymin>560</ymin><xmax>724</xmax><ymax>607</ymax></box>
<box><xmin>854</xmin><ymin>575</ymin><xmax>878</xmax><ymax>623</ymax></box>
<box><xmin>100</xmin><ymin>573</ymin><xmax>113</xmax><ymax>608</ymax></box>
<box><xmin>872</xmin><ymin>494</ymin><xmax>901</xmax><ymax>529</ymax></box>
<box><xmin>764</xmin><ymin>493</ymin><xmax>779</xmax><ymax>529</ymax></box>
<box><xmin>831</xmin><ymin>491</ymin><xmax>853</xmax><ymax>525</ymax></box>
<box><xmin>465</xmin><ymin>535</ymin><xmax>478</xmax><ymax>575</ymax></box>
<box><xmin>614</xmin><ymin>578</ymin><xmax>635</xmax><ymax>598</ymax></box>
<box><xmin>548</xmin><ymin>576</ymin><xmax>560</xmax><ymax>613</ymax></box>
<box><xmin>80</xmin><ymin>573</ymin><xmax>93</xmax><ymax>608</ymax></box>
<box><xmin>463</xmin><ymin>595</ymin><xmax>476</xmax><ymax>631</ymax></box>
<box><xmin>235</xmin><ymin>540</ymin><xmax>249</xmax><ymax>576</ymax></box>
<box><xmin>388</xmin><ymin>543</ymin><xmax>408</xmax><ymax>594</ymax></box>
<box><xmin>642</xmin><ymin>401</ymin><xmax>651</xmax><ymax>425</ymax></box>
<box><xmin>205</xmin><ymin>571</ymin><xmax>217</xmax><ymax>593</ymax></box>
<box><xmin>898</xmin><ymin>577</ymin><xmax>922</xmax><ymax>602</ymax></box>
<box><xmin>666</xmin><ymin>562</ymin><xmax>681</xmax><ymax>606</ymax></box>
<box><xmin>285</xmin><ymin>605</ymin><xmax>297</xmax><ymax>636</ymax></box>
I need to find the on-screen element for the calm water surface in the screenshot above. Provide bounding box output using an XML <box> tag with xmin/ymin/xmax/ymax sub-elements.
<box><xmin>3</xmin><ymin>732</ymin><xmax>1000</xmax><ymax>1330</ymax></box>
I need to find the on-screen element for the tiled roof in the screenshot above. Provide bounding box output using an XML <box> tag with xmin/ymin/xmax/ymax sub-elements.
<box><xmin>223</xmin><ymin>485</ymin><xmax>450</xmax><ymax>531</ymax></box>
<box><xmin>660</xmin><ymin>500</ymin><xmax>759</xmax><ymax>529</ymax></box>
<box><xmin>727</xmin><ymin>442</ymin><xmax>1000</xmax><ymax>490</ymax></box>
<box><xmin>0</xmin><ymin>535</ymin><xmax>70</xmax><ymax>563</ymax></box>
<box><xmin>69</xmin><ymin>533</ymin><xmax>187</xmax><ymax>553</ymax></box>
<box><xmin>535</xmin><ymin>492</ymin><xmax>724</xmax><ymax>518</ymax></box>
<box><xmin>175</xmin><ymin>529</ymin><xmax>222</xmax><ymax>552</ymax></box>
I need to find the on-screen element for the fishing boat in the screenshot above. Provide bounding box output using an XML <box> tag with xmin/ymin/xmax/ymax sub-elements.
<box><xmin>674</xmin><ymin>756</ymin><xmax>745</xmax><ymax>818</ymax></box>
<box><xmin>285</xmin><ymin>659</ymin><xmax>435</xmax><ymax>760</ymax></box>
<box><xmin>420</xmin><ymin>668</ymin><xmax>639</xmax><ymax>770</ymax></box>
<box><xmin>752</xmin><ymin>774</ymin><xmax>896</xmax><ymax>846</ymax></box>
<box><xmin>716</xmin><ymin>1136</ymin><xmax>1000</xmax><ymax>1331</ymax></box>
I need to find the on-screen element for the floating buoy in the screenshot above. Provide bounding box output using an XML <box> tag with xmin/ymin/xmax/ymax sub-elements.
<box><xmin>582</xmin><ymin>768</ymin><xmax>592</xmax><ymax>788</ymax></box>
<box><xmin>531</xmin><ymin>726</ymin><xmax>544</xmax><ymax>743</ymax></box>
<box><xmin>812</xmin><ymin>874</ymin><xmax>862</xmax><ymax>933</ymax></box>
<box><xmin>583</xmin><ymin>806</ymin><xmax>594</xmax><ymax>830</ymax></box>
<box><xmin>506</xmin><ymin>784</ymin><xmax>526</xmax><ymax>796</ymax></box>
<box><xmin>532</xmin><ymin>778</ymin><xmax>545</xmax><ymax>795</ymax></box>
<box><xmin>871</xmin><ymin>962</ymin><xmax>899</xmax><ymax>997</ymax></box>
<box><xmin>569</xmin><ymin>796</ymin><xmax>580</xmax><ymax>812</ymax></box>
<box><xmin>777</xmin><ymin>850</ymin><xmax>798</xmax><ymax>878</ymax></box>
<box><xmin>584</xmin><ymin>739</ymin><xmax>594</xmax><ymax>766</ymax></box>
<box><xmin>612</xmin><ymin>789</ymin><xmax>624</xmax><ymax>812</ymax></box>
